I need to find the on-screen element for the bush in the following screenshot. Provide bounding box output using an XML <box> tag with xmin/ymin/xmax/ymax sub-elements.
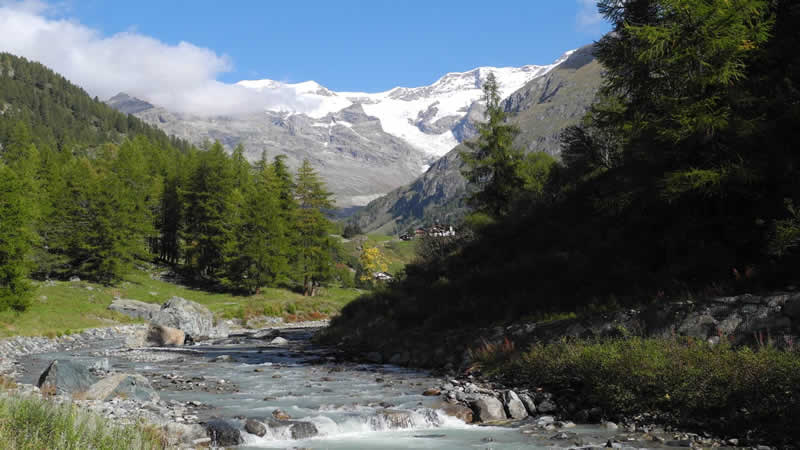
<box><xmin>480</xmin><ymin>337</ymin><xmax>800</xmax><ymax>445</ymax></box>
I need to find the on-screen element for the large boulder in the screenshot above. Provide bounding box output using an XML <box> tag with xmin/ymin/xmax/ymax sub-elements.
<box><xmin>151</xmin><ymin>297</ymin><xmax>228</xmax><ymax>340</ymax></box>
<box><xmin>83</xmin><ymin>373</ymin><xmax>159</xmax><ymax>402</ymax></box>
<box><xmin>108</xmin><ymin>299</ymin><xmax>160</xmax><ymax>321</ymax></box>
<box><xmin>503</xmin><ymin>390</ymin><xmax>528</xmax><ymax>420</ymax></box>
<box><xmin>469</xmin><ymin>396</ymin><xmax>507</xmax><ymax>422</ymax></box>
<box><xmin>265</xmin><ymin>419</ymin><xmax>319</xmax><ymax>440</ymax></box>
<box><xmin>440</xmin><ymin>403</ymin><xmax>474</xmax><ymax>423</ymax></box>
<box><xmin>37</xmin><ymin>360</ymin><xmax>98</xmax><ymax>396</ymax></box>
<box><xmin>519</xmin><ymin>393</ymin><xmax>537</xmax><ymax>415</ymax></box>
<box><xmin>204</xmin><ymin>419</ymin><xmax>243</xmax><ymax>447</ymax></box>
<box><xmin>146</xmin><ymin>324</ymin><xmax>185</xmax><ymax>346</ymax></box>
<box><xmin>245</xmin><ymin>419</ymin><xmax>267</xmax><ymax>437</ymax></box>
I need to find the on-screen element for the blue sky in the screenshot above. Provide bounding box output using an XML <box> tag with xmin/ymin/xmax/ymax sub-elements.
<box><xmin>64</xmin><ymin>0</ymin><xmax>609</xmax><ymax>92</ymax></box>
<box><xmin>0</xmin><ymin>0</ymin><xmax>609</xmax><ymax>114</ymax></box>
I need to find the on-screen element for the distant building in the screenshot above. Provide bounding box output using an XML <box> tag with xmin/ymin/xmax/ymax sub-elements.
<box><xmin>373</xmin><ymin>272</ymin><xmax>394</xmax><ymax>282</ymax></box>
<box><xmin>400</xmin><ymin>224</ymin><xmax>456</xmax><ymax>240</ymax></box>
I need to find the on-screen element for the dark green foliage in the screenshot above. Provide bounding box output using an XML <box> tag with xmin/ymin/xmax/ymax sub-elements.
<box><xmin>461</xmin><ymin>73</ymin><xmax>526</xmax><ymax>219</ymax></box>
<box><xmin>328</xmin><ymin>0</ymin><xmax>800</xmax><ymax>348</ymax></box>
<box><xmin>342</xmin><ymin>222</ymin><xmax>362</xmax><ymax>239</ymax></box>
<box><xmin>483</xmin><ymin>337</ymin><xmax>800</xmax><ymax>445</ymax></box>
<box><xmin>222</xmin><ymin>157</ymin><xmax>292</xmax><ymax>293</ymax></box>
<box><xmin>294</xmin><ymin>160</ymin><xmax>337</xmax><ymax>296</ymax></box>
<box><xmin>0</xmin><ymin>164</ymin><xmax>34</xmax><ymax>311</ymax></box>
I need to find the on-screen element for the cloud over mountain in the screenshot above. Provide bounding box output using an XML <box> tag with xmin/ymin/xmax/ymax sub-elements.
<box><xmin>0</xmin><ymin>0</ymin><xmax>318</xmax><ymax>115</ymax></box>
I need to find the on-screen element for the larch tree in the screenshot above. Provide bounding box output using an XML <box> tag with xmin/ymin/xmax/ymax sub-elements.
<box><xmin>293</xmin><ymin>159</ymin><xmax>335</xmax><ymax>296</ymax></box>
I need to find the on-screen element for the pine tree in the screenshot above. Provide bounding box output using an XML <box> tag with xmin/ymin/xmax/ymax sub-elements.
<box><xmin>182</xmin><ymin>142</ymin><xmax>236</xmax><ymax>280</ymax></box>
<box><xmin>461</xmin><ymin>72</ymin><xmax>526</xmax><ymax>219</ymax></box>
<box><xmin>293</xmin><ymin>159</ymin><xmax>335</xmax><ymax>296</ymax></box>
<box><xmin>223</xmin><ymin>157</ymin><xmax>291</xmax><ymax>293</ymax></box>
<box><xmin>0</xmin><ymin>163</ymin><xmax>34</xmax><ymax>311</ymax></box>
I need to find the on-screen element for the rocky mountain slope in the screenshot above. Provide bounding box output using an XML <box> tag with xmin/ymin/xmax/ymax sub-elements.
<box><xmin>351</xmin><ymin>44</ymin><xmax>603</xmax><ymax>233</ymax></box>
<box><xmin>106</xmin><ymin>54</ymin><xmax>572</xmax><ymax>207</ymax></box>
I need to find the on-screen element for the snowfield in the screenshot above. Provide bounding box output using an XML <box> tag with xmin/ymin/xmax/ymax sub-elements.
<box><xmin>236</xmin><ymin>50</ymin><xmax>574</xmax><ymax>158</ymax></box>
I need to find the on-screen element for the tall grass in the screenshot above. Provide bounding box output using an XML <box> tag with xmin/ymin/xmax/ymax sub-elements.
<box><xmin>0</xmin><ymin>394</ymin><xmax>166</xmax><ymax>450</ymax></box>
<box><xmin>478</xmin><ymin>336</ymin><xmax>800</xmax><ymax>444</ymax></box>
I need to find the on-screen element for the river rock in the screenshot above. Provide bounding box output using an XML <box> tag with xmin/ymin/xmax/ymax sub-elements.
<box><xmin>265</xmin><ymin>419</ymin><xmax>319</xmax><ymax>440</ymax></box>
<box><xmin>245</xmin><ymin>418</ymin><xmax>267</xmax><ymax>437</ymax></box>
<box><xmin>440</xmin><ymin>403</ymin><xmax>473</xmax><ymax>423</ymax></box>
<box><xmin>470</xmin><ymin>395</ymin><xmax>507</xmax><ymax>422</ymax></box>
<box><xmin>374</xmin><ymin>409</ymin><xmax>414</xmax><ymax>429</ymax></box>
<box><xmin>204</xmin><ymin>419</ymin><xmax>243</xmax><ymax>447</ymax></box>
<box><xmin>519</xmin><ymin>393</ymin><xmax>537</xmax><ymax>415</ymax></box>
<box><xmin>288</xmin><ymin>421</ymin><xmax>318</xmax><ymax>439</ymax></box>
<box><xmin>83</xmin><ymin>373</ymin><xmax>159</xmax><ymax>402</ymax></box>
<box><xmin>146</xmin><ymin>324</ymin><xmax>185</xmax><ymax>346</ymax></box>
<box><xmin>163</xmin><ymin>422</ymin><xmax>206</xmax><ymax>447</ymax></box>
<box><xmin>253</xmin><ymin>329</ymin><xmax>280</xmax><ymax>339</ymax></box>
<box><xmin>537</xmin><ymin>398</ymin><xmax>557</xmax><ymax>413</ymax></box>
<box><xmin>503</xmin><ymin>390</ymin><xmax>528</xmax><ymax>419</ymax></box>
<box><xmin>108</xmin><ymin>299</ymin><xmax>160</xmax><ymax>321</ymax></box>
<box><xmin>270</xmin><ymin>336</ymin><xmax>289</xmax><ymax>346</ymax></box>
<box><xmin>37</xmin><ymin>359</ymin><xmax>98</xmax><ymax>395</ymax></box>
<box><xmin>152</xmin><ymin>296</ymin><xmax>228</xmax><ymax>340</ymax></box>
<box><xmin>272</xmin><ymin>408</ymin><xmax>291</xmax><ymax>420</ymax></box>
<box><xmin>422</xmin><ymin>388</ymin><xmax>441</xmax><ymax>396</ymax></box>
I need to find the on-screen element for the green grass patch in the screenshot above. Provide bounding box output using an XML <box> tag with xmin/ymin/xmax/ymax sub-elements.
<box><xmin>0</xmin><ymin>269</ymin><xmax>363</xmax><ymax>338</ymax></box>
<box><xmin>478</xmin><ymin>337</ymin><xmax>800</xmax><ymax>445</ymax></box>
<box><xmin>0</xmin><ymin>393</ymin><xmax>166</xmax><ymax>449</ymax></box>
<box><xmin>339</xmin><ymin>233</ymin><xmax>418</xmax><ymax>275</ymax></box>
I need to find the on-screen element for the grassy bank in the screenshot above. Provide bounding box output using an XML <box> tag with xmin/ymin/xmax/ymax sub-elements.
<box><xmin>0</xmin><ymin>268</ymin><xmax>363</xmax><ymax>338</ymax></box>
<box><xmin>0</xmin><ymin>391</ymin><xmax>166</xmax><ymax>449</ymax></box>
<box><xmin>339</xmin><ymin>233</ymin><xmax>418</xmax><ymax>274</ymax></box>
<box><xmin>476</xmin><ymin>337</ymin><xmax>800</xmax><ymax>445</ymax></box>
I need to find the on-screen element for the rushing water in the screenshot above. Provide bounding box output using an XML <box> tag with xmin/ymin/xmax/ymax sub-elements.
<box><xmin>22</xmin><ymin>328</ymin><xmax>631</xmax><ymax>449</ymax></box>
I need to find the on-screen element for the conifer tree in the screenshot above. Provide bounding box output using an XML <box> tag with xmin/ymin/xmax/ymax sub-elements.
<box><xmin>223</xmin><ymin>157</ymin><xmax>291</xmax><ymax>293</ymax></box>
<box><xmin>293</xmin><ymin>159</ymin><xmax>335</xmax><ymax>296</ymax></box>
<box><xmin>182</xmin><ymin>142</ymin><xmax>236</xmax><ymax>280</ymax></box>
<box><xmin>0</xmin><ymin>163</ymin><xmax>34</xmax><ymax>311</ymax></box>
<box><xmin>461</xmin><ymin>73</ymin><xmax>526</xmax><ymax>219</ymax></box>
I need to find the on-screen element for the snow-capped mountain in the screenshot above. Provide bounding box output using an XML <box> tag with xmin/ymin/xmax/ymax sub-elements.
<box><xmin>107</xmin><ymin>50</ymin><xmax>574</xmax><ymax>207</ymax></box>
<box><xmin>235</xmin><ymin>52</ymin><xmax>571</xmax><ymax>157</ymax></box>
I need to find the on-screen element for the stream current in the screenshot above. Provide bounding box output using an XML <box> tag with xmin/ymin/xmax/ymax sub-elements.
<box><xmin>21</xmin><ymin>327</ymin><xmax>626</xmax><ymax>449</ymax></box>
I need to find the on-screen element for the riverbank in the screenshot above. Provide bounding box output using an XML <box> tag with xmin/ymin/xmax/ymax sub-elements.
<box><xmin>0</xmin><ymin>267</ymin><xmax>361</xmax><ymax>339</ymax></box>
<box><xmin>321</xmin><ymin>291</ymin><xmax>800</xmax><ymax>447</ymax></box>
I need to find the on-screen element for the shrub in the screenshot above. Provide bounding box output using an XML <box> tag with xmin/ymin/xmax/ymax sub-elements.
<box><xmin>481</xmin><ymin>337</ymin><xmax>800</xmax><ymax>445</ymax></box>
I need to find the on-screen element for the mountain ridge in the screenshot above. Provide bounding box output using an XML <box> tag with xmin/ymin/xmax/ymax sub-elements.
<box><xmin>350</xmin><ymin>44</ymin><xmax>603</xmax><ymax>233</ymax></box>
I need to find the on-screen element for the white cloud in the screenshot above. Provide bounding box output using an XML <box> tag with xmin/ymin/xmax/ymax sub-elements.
<box><xmin>576</xmin><ymin>0</ymin><xmax>603</xmax><ymax>28</ymax></box>
<box><xmin>0</xmin><ymin>0</ymin><xmax>316</xmax><ymax>116</ymax></box>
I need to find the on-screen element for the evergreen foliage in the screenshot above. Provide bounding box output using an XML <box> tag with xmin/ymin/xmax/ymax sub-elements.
<box><xmin>0</xmin><ymin>52</ymin><xmax>340</xmax><ymax>307</ymax></box>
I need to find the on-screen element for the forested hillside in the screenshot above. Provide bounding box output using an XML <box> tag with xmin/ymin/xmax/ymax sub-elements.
<box><xmin>325</xmin><ymin>0</ymin><xmax>800</xmax><ymax>342</ymax></box>
<box><xmin>0</xmin><ymin>53</ymin><xmax>342</xmax><ymax>313</ymax></box>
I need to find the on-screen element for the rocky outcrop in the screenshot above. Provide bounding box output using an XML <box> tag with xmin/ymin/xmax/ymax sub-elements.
<box><xmin>146</xmin><ymin>324</ymin><xmax>185</xmax><ymax>346</ymax></box>
<box><xmin>37</xmin><ymin>360</ymin><xmax>98</xmax><ymax>395</ymax></box>
<box><xmin>344</xmin><ymin>291</ymin><xmax>800</xmax><ymax>371</ymax></box>
<box><xmin>469</xmin><ymin>396</ymin><xmax>507</xmax><ymax>422</ymax></box>
<box><xmin>151</xmin><ymin>297</ymin><xmax>228</xmax><ymax>340</ymax></box>
<box><xmin>108</xmin><ymin>299</ymin><xmax>160</xmax><ymax>321</ymax></box>
<box><xmin>204</xmin><ymin>419</ymin><xmax>243</xmax><ymax>447</ymax></box>
<box><xmin>83</xmin><ymin>373</ymin><xmax>159</xmax><ymax>402</ymax></box>
<box><xmin>504</xmin><ymin>390</ymin><xmax>528</xmax><ymax>420</ymax></box>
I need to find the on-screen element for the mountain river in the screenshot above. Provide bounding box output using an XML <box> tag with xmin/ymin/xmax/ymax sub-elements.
<box><xmin>19</xmin><ymin>327</ymin><xmax>649</xmax><ymax>449</ymax></box>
